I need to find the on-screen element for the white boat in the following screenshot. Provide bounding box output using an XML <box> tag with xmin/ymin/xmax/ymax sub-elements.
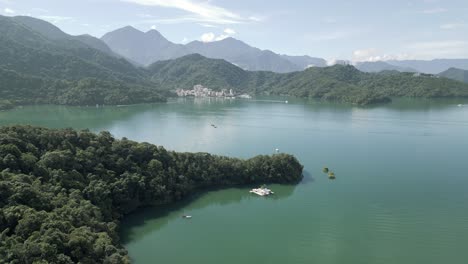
<box><xmin>182</xmin><ymin>215</ymin><xmax>192</xmax><ymax>219</ymax></box>
<box><xmin>458</xmin><ymin>104</ymin><xmax>463</xmax><ymax>107</ymax></box>
<box><xmin>249</xmin><ymin>187</ymin><xmax>274</xmax><ymax>196</ymax></box>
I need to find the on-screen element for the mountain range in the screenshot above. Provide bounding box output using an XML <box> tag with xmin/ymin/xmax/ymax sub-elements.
<box><xmin>1</xmin><ymin>15</ymin><xmax>468</xmax><ymax>109</ymax></box>
<box><xmin>101</xmin><ymin>26</ymin><xmax>468</xmax><ymax>75</ymax></box>
<box><xmin>439</xmin><ymin>68</ymin><xmax>468</xmax><ymax>83</ymax></box>
<box><xmin>101</xmin><ymin>26</ymin><xmax>326</xmax><ymax>72</ymax></box>
<box><xmin>146</xmin><ymin>54</ymin><xmax>468</xmax><ymax>105</ymax></box>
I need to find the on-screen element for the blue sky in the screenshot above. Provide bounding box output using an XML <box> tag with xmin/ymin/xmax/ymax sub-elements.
<box><xmin>1</xmin><ymin>0</ymin><xmax>468</xmax><ymax>61</ymax></box>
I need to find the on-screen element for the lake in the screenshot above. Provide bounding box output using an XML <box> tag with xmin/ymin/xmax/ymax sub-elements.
<box><xmin>1</xmin><ymin>97</ymin><xmax>468</xmax><ymax>264</ymax></box>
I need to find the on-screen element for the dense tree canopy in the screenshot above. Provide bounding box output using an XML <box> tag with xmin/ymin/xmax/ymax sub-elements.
<box><xmin>0</xmin><ymin>126</ymin><xmax>303</xmax><ymax>263</ymax></box>
<box><xmin>2</xmin><ymin>14</ymin><xmax>468</xmax><ymax>108</ymax></box>
<box><xmin>0</xmin><ymin>15</ymin><xmax>165</xmax><ymax>107</ymax></box>
<box><xmin>148</xmin><ymin>55</ymin><xmax>468</xmax><ymax>105</ymax></box>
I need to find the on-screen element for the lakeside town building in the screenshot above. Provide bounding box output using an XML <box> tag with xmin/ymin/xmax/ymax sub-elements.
<box><xmin>176</xmin><ymin>85</ymin><xmax>251</xmax><ymax>99</ymax></box>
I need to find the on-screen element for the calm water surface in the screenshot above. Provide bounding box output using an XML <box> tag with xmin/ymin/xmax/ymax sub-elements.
<box><xmin>1</xmin><ymin>98</ymin><xmax>468</xmax><ymax>264</ymax></box>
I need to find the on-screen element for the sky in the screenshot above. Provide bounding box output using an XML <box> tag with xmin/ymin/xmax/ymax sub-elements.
<box><xmin>1</xmin><ymin>0</ymin><xmax>468</xmax><ymax>61</ymax></box>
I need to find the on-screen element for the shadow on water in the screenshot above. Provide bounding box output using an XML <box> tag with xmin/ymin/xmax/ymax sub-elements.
<box><xmin>0</xmin><ymin>103</ymin><xmax>167</xmax><ymax>130</ymax></box>
<box><xmin>119</xmin><ymin>180</ymin><xmax>304</xmax><ymax>244</ymax></box>
<box><xmin>362</xmin><ymin>97</ymin><xmax>468</xmax><ymax>111</ymax></box>
<box><xmin>299</xmin><ymin>170</ymin><xmax>315</xmax><ymax>185</ymax></box>
<box><xmin>284</xmin><ymin>96</ymin><xmax>468</xmax><ymax>113</ymax></box>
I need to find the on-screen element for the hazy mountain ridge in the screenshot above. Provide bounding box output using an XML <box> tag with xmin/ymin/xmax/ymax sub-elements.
<box><xmin>101</xmin><ymin>26</ymin><xmax>468</xmax><ymax>75</ymax></box>
<box><xmin>355</xmin><ymin>61</ymin><xmax>417</xmax><ymax>73</ymax></box>
<box><xmin>2</xmin><ymin>15</ymin><xmax>468</xmax><ymax>107</ymax></box>
<box><xmin>102</xmin><ymin>27</ymin><xmax>323</xmax><ymax>72</ymax></box>
<box><xmin>385</xmin><ymin>59</ymin><xmax>468</xmax><ymax>74</ymax></box>
<box><xmin>439</xmin><ymin>68</ymin><xmax>468</xmax><ymax>83</ymax></box>
<box><xmin>101</xmin><ymin>26</ymin><xmax>191</xmax><ymax>66</ymax></box>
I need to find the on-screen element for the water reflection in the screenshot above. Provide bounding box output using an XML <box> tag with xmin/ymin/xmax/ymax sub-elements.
<box><xmin>120</xmin><ymin>182</ymin><xmax>301</xmax><ymax>244</ymax></box>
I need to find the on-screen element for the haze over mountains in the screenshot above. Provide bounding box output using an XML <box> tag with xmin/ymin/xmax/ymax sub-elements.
<box><xmin>1</xmin><ymin>14</ymin><xmax>468</xmax><ymax>109</ymax></box>
<box><xmin>101</xmin><ymin>26</ymin><xmax>468</xmax><ymax>75</ymax></box>
<box><xmin>101</xmin><ymin>26</ymin><xmax>327</xmax><ymax>72</ymax></box>
<box><xmin>439</xmin><ymin>68</ymin><xmax>468</xmax><ymax>84</ymax></box>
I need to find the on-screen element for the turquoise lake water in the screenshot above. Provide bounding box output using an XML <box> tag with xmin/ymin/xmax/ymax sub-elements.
<box><xmin>1</xmin><ymin>97</ymin><xmax>468</xmax><ymax>264</ymax></box>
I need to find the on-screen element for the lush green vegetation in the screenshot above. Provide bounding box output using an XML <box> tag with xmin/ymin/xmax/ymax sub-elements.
<box><xmin>148</xmin><ymin>55</ymin><xmax>468</xmax><ymax>105</ymax></box>
<box><xmin>0</xmin><ymin>15</ymin><xmax>165</xmax><ymax>107</ymax></box>
<box><xmin>439</xmin><ymin>68</ymin><xmax>468</xmax><ymax>84</ymax></box>
<box><xmin>0</xmin><ymin>68</ymin><xmax>165</xmax><ymax>106</ymax></box>
<box><xmin>0</xmin><ymin>126</ymin><xmax>303</xmax><ymax>263</ymax></box>
<box><xmin>2</xmin><ymin>15</ymin><xmax>468</xmax><ymax>108</ymax></box>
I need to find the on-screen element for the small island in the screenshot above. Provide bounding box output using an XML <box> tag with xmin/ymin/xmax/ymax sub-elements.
<box><xmin>0</xmin><ymin>126</ymin><xmax>303</xmax><ymax>263</ymax></box>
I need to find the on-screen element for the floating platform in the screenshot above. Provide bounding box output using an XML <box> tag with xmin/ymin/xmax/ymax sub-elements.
<box><xmin>249</xmin><ymin>187</ymin><xmax>274</xmax><ymax>196</ymax></box>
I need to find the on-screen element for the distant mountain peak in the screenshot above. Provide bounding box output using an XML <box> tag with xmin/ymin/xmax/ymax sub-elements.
<box><xmin>121</xmin><ymin>25</ymin><xmax>141</xmax><ymax>31</ymax></box>
<box><xmin>146</xmin><ymin>29</ymin><xmax>160</xmax><ymax>33</ymax></box>
<box><xmin>101</xmin><ymin>26</ymin><xmax>322</xmax><ymax>72</ymax></box>
<box><xmin>145</xmin><ymin>29</ymin><xmax>167</xmax><ymax>40</ymax></box>
<box><xmin>12</xmin><ymin>15</ymin><xmax>67</xmax><ymax>39</ymax></box>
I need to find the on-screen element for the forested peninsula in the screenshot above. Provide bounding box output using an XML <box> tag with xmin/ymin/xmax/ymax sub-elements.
<box><xmin>0</xmin><ymin>126</ymin><xmax>304</xmax><ymax>263</ymax></box>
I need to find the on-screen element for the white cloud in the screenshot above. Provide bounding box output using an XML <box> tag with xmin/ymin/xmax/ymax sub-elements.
<box><xmin>224</xmin><ymin>28</ymin><xmax>236</xmax><ymax>35</ymax></box>
<box><xmin>150</xmin><ymin>25</ymin><xmax>157</xmax><ymax>30</ymax></box>
<box><xmin>352</xmin><ymin>48</ymin><xmax>413</xmax><ymax>62</ymax></box>
<box><xmin>440</xmin><ymin>23</ymin><xmax>465</xmax><ymax>29</ymax></box>
<box><xmin>326</xmin><ymin>59</ymin><xmax>351</xmax><ymax>66</ymax></box>
<box><xmin>122</xmin><ymin>0</ymin><xmax>256</xmax><ymax>24</ymax></box>
<box><xmin>201</xmin><ymin>32</ymin><xmax>215</xmax><ymax>42</ymax></box>
<box><xmin>215</xmin><ymin>34</ymin><xmax>229</xmax><ymax>41</ymax></box>
<box><xmin>405</xmin><ymin>40</ymin><xmax>468</xmax><ymax>58</ymax></box>
<box><xmin>200</xmin><ymin>28</ymin><xmax>236</xmax><ymax>42</ymax></box>
<box><xmin>4</xmin><ymin>8</ymin><xmax>15</xmax><ymax>14</ymax></box>
<box><xmin>199</xmin><ymin>23</ymin><xmax>217</xmax><ymax>28</ymax></box>
<box><xmin>248</xmin><ymin>16</ymin><xmax>263</xmax><ymax>22</ymax></box>
<box><xmin>39</xmin><ymin>16</ymin><xmax>73</xmax><ymax>23</ymax></box>
<box><xmin>420</xmin><ymin>8</ymin><xmax>447</xmax><ymax>14</ymax></box>
<box><xmin>137</xmin><ymin>13</ymin><xmax>153</xmax><ymax>18</ymax></box>
<box><xmin>181</xmin><ymin>37</ymin><xmax>189</xmax><ymax>43</ymax></box>
<box><xmin>352</xmin><ymin>48</ymin><xmax>379</xmax><ymax>61</ymax></box>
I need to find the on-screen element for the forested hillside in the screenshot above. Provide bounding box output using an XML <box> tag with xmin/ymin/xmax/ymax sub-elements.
<box><xmin>0</xmin><ymin>15</ymin><xmax>165</xmax><ymax>106</ymax></box>
<box><xmin>0</xmin><ymin>126</ymin><xmax>304</xmax><ymax>263</ymax></box>
<box><xmin>148</xmin><ymin>55</ymin><xmax>468</xmax><ymax>105</ymax></box>
<box><xmin>2</xmin><ymin>15</ymin><xmax>468</xmax><ymax>108</ymax></box>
